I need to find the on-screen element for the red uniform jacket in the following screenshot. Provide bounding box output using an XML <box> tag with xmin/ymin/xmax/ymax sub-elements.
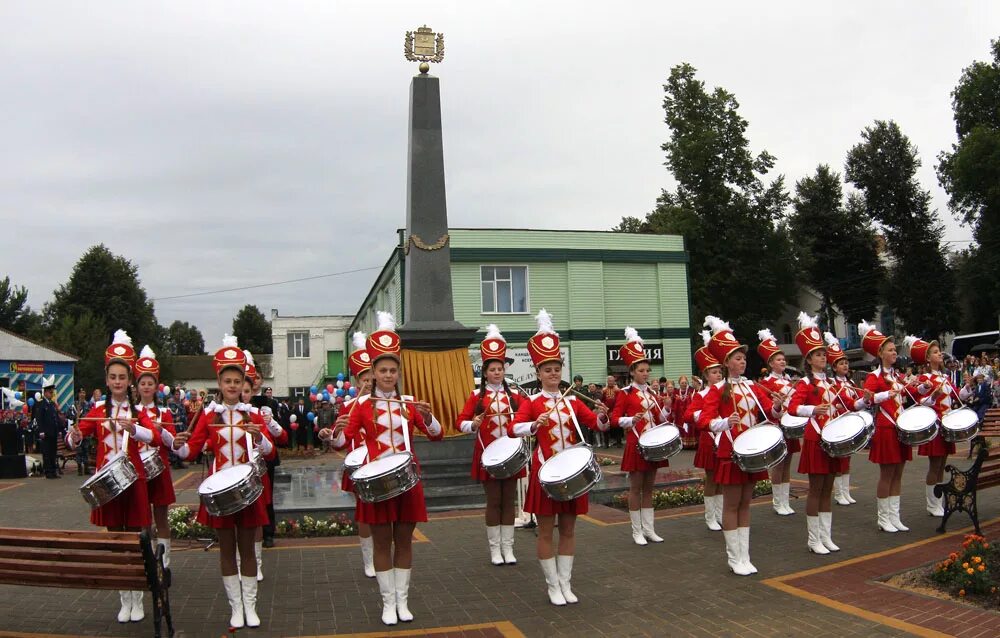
<box><xmin>510</xmin><ymin>392</ymin><xmax>607</xmax><ymax>466</ymax></box>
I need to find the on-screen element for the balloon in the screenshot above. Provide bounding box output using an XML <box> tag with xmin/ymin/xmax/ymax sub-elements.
<box><xmin>322</xmin><ymin>391</ymin><xmax>331</xmax><ymax>401</ymax></box>
<box><xmin>157</xmin><ymin>392</ymin><xmax>164</xmax><ymax>399</ymax></box>
<box><xmin>313</xmin><ymin>425</ymin><xmax>319</xmax><ymax>432</ymax></box>
<box><xmin>290</xmin><ymin>422</ymin><xmax>299</xmax><ymax>431</ymax></box>
<box><xmin>35</xmin><ymin>392</ymin><xmax>42</xmax><ymax>401</ymax></box>
<box><xmin>336</xmin><ymin>396</ymin><xmax>344</xmax><ymax>403</ymax></box>
<box><xmin>337</xmin><ymin>373</ymin><xmax>345</xmax><ymax>381</ymax></box>
<box><xmin>310</xmin><ymin>385</ymin><xmax>318</xmax><ymax>394</ymax></box>
<box><xmin>289</xmin><ymin>414</ymin><xmax>297</xmax><ymax>423</ymax></box>
<box><xmin>348</xmin><ymin>387</ymin><xmax>357</xmax><ymax>397</ymax></box>
<box><xmin>158</xmin><ymin>383</ymin><xmax>165</xmax><ymax>392</ymax></box>
<box><xmin>334</xmin><ymin>388</ymin><xmax>342</xmax><ymax>397</ymax></box>
<box><xmin>307</xmin><ymin>411</ymin><xmax>315</xmax><ymax>421</ymax></box>
<box><xmin>336</xmin><ymin>380</ymin><xmax>344</xmax><ymax>389</ymax></box>
<box><xmin>309</xmin><ymin>393</ymin><xmax>317</xmax><ymax>401</ymax></box>
<box><xmin>326</xmin><ymin>383</ymin><xmax>334</xmax><ymax>393</ymax></box>
<box><xmin>27</xmin><ymin>398</ymin><xmax>35</xmax><ymax>407</ymax></box>
<box><xmin>343</xmin><ymin>382</ymin><xmax>351</xmax><ymax>390</ymax></box>
<box><xmin>163</xmin><ymin>385</ymin><xmax>171</xmax><ymax>395</ymax></box>
<box><xmin>101</xmin><ymin>394</ymin><xmax>106</xmax><ymax>401</ymax></box>
<box><xmin>13</xmin><ymin>392</ymin><xmax>21</xmax><ymax>400</ymax></box>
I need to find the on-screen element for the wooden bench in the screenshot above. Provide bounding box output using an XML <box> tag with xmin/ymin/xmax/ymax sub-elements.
<box><xmin>0</xmin><ymin>527</ymin><xmax>173</xmax><ymax>637</ymax></box>
<box><xmin>935</xmin><ymin>409</ymin><xmax>1000</xmax><ymax>535</ymax></box>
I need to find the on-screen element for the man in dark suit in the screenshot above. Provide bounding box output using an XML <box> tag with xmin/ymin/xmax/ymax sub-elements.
<box><xmin>974</xmin><ymin>374</ymin><xmax>992</xmax><ymax>420</ymax></box>
<box><xmin>33</xmin><ymin>377</ymin><xmax>62</xmax><ymax>479</ymax></box>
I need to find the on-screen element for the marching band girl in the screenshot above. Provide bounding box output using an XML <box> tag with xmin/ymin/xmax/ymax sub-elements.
<box><xmin>756</xmin><ymin>329</ymin><xmax>797</xmax><ymax>516</ymax></box>
<box><xmin>687</xmin><ymin>331</ymin><xmax>724</xmax><ymax>532</ymax></box>
<box><xmin>510</xmin><ymin>309</ymin><xmax>610</xmax><ymax>606</ymax></box>
<box><xmin>698</xmin><ymin>316</ymin><xmax>780</xmax><ymax>576</ymax></box>
<box><xmin>611</xmin><ymin>327</ymin><xmax>669</xmax><ymax>546</ymax></box>
<box><xmin>786</xmin><ymin>314</ymin><xmax>840</xmax><ymax>555</ymax></box>
<box><xmin>171</xmin><ymin>336</ymin><xmax>274</xmax><ymax>629</ymax></box>
<box><xmin>824</xmin><ymin>333</ymin><xmax>867</xmax><ymax>506</ymax></box>
<box><xmin>859</xmin><ymin>320</ymin><xmax>910</xmax><ymax>533</ymax></box>
<box><xmin>905</xmin><ymin>336</ymin><xmax>973</xmax><ymax>517</ymax></box>
<box><xmin>456</xmin><ymin>325</ymin><xmax>525</xmax><ymax>565</ymax></box>
<box><xmin>67</xmin><ymin>330</ymin><xmax>161</xmax><ymax>624</ymax></box>
<box><xmin>343</xmin><ymin>312</ymin><xmax>444</xmax><ymax>626</ymax></box>
<box><xmin>133</xmin><ymin>346</ymin><xmax>177</xmax><ymax>572</ymax></box>
<box><xmin>319</xmin><ymin>332</ymin><xmax>376</xmax><ymax>577</ymax></box>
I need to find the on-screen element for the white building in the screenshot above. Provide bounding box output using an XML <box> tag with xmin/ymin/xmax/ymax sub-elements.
<box><xmin>269</xmin><ymin>309</ymin><xmax>354</xmax><ymax>398</ymax></box>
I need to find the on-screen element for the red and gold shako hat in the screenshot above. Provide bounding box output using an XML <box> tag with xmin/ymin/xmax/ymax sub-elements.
<box><xmin>527</xmin><ymin>308</ymin><xmax>561</xmax><ymax>368</ymax></box>
<box><xmin>348</xmin><ymin>331</ymin><xmax>371</xmax><ymax>377</ymax></box>
<box><xmin>213</xmin><ymin>334</ymin><xmax>247</xmax><ymax>376</ymax></box>
<box><xmin>105</xmin><ymin>329</ymin><xmax>136</xmax><ymax>369</ymax></box>
<box><xmin>756</xmin><ymin>328</ymin><xmax>782</xmax><ymax>363</ymax></box>
<box><xmin>243</xmin><ymin>350</ymin><xmax>258</xmax><ymax>383</ymax></box>
<box><xmin>824</xmin><ymin>331</ymin><xmax>847</xmax><ymax>365</ymax></box>
<box><xmin>858</xmin><ymin>320</ymin><xmax>892</xmax><ymax>358</ymax></box>
<box><xmin>695</xmin><ymin>330</ymin><xmax>721</xmax><ymax>372</ymax></box>
<box><xmin>133</xmin><ymin>345</ymin><xmax>160</xmax><ymax>381</ymax></box>
<box><xmin>704</xmin><ymin>315</ymin><xmax>746</xmax><ymax>362</ymax></box>
<box><xmin>619</xmin><ymin>326</ymin><xmax>648</xmax><ymax>368</ymax></box>
<box><xmin>367</xmin><ymin>311</ymin><xmax>401</xmax><ymax>364</ymax></box>
<box><xmin>794</xmin><ymin>312</ymin><xmax>825</xmax><ymax>358</ymax></box>
<box><xmin>903</xmin><ymin>335</ymin><xmax>936</xmax><ymax>365</ymax></box>
<box><xmin>481</xmin><ymin>324</ymin><xmax>507</xmax><ymax>365</ymax></box>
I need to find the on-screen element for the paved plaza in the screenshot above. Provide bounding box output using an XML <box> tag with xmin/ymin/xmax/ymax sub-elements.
<box><xmin>0</xmin><ymin>449</ymin><xmax>997</xmax><ymax>638</ymax></box>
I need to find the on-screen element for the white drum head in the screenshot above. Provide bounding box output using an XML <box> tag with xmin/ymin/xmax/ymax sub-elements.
<box><xmin>140</xmin><ymin>450</ymin><xmax>158</xmax><ymax>462</ymax></box>
<box><xmin>897</xmin><ymin>405</ymin><xmax>937</xmax><ymax>432</ymax></box>
<box><xmin>780</xmin><ymin>413</ymin><xmax>809</xmax><ymax>427</ymax></box>
<box><xmin>539</xmin><ymin>447</ymin><xmax>593</xmax><ymax>482</ymax></box>
<box><xmin>942</xmin><ymin>408</ymin><xmax>978</xmax><ymax>431</ymax></box>
<box><xmin>353</xmin><ymin>453</ymin><xmax>410</xmax><ymax>480</ymax></box>
<box><xmin>821</xmin><ymin>414</ymin><xmax>865</xmax><ymax>443</ymax></box>
<box><xmin>733</xmin><ymin>425</ymin><xmax>783</xmax><ymax>454</ymax></box>
<box><xmin>482</xmin><ymin>437</ymin><xmax>522</xmax><ymax>466</ymax></box>
<box><xmin>639</xmin><ymin>424</ymin><xmax>680</xmax><ymax>446</ymax></box>
<box><xmin>199</xmin><ymin>465</ymin><xmax>252</xmax><ymax>494</ymax></box>
<box><xmin>344</xmin><ymin>446</ymin><xmax>368</xmax><ymax>467</ymax></box>
<box><xmin>858</xmin><ymin>411</ymin><xmax>874</xmax><ymax>428</ymax></box>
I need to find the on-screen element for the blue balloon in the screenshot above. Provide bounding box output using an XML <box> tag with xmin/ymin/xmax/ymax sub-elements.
<box><xmin>27</xmin><ymin>398</ymin><xmax>35</xmax><ymax>407</ymax></box>
<box><xmin>13</xmin><ymin>392</ymin><xmax>21</xmax><ymax>400</ymax></box>
<box><xmin>306</xmin><ymin>411</ymin><xmax>315</xmax><ymax>421</ymax></box>
<box><xmin>336</xmin><ymin>372</ymin><xmax>345</xmax><ymax>381</ymax></box>
<box><xmin>348</xmin><ymin>387</ymin><xmax>357</xmax><ymax>397</ymax></box>
<box><xmin>336</xmin><ymin>388</ymin><xmax>345</xmax><ymax>397</ymax></box>
<box><xmin>310</xmin><ymin>385</ymin><xmax>318</xmax><ymax>394</ymax></box>
<box><xmin>322</xmin><ymin>391</ymin><xmax>331</xmax><ymax>401</ymax></box>
<box><xmin>157</xmin><ymin>392</ymin><xmax>164</xmax><ymax>399</ymax></box>
<box><xmin>101</xmin><ymin>394</ymin><xmax>107</xmax><ymax>401</ymax></box>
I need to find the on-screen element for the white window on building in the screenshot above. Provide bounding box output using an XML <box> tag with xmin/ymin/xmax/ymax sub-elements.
<box><xmin>481</xmin><ymin>266</ymin><xmax>528</xmax><ymax>314</ymax></box>
<box><xmin>287</xmin><ymin>331</ymin><xmax>310</xmax><ymax>358</ymax></box>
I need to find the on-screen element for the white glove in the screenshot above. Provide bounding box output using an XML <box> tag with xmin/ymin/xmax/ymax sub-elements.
<box><xmin>709</xmin><ymin>418</ymin><xmax>730</xmax><ymax>433</ymax></box>
<box><xmin>618</xmin><ymin>416</ymin><xmax>635</xmax><ymax>429</ymax></box>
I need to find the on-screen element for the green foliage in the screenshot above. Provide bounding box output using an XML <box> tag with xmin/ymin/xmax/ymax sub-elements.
<box><xmin>46</xmin><ymin>310</ymin><xmax>110</xmax><ymax>392</ymax></box>
<box><xmin>929</xmin><ymin>533</ymin><xmax>998</xmax><ymax>599</ymax></box>
<box><xmin>232</xmin><ymin>305</ymin><xmax>272</xmax><ymax>354</ymax></box>
<box><xmin>612</xmin><ymin>479</ymin><xmax>771</xmax><ymax>510</ymax></box>
<box><xmin>165</xmin><ymin>320</ymin><xmax>205</xmax><ymax>356</ymax></box>
<box><xmin>0</xmin><ymin>276</ymin><xmax>40</xmax><ymax>336</ymax></box>
<box><xmin>167</xmin><ymin>506</ymin><xmax>214</xmax><ymax>539</ymax></box>
<box><xmin>275</xmin><ymin>514</ymin><xmax>357</xmax><ymax>537</ymax></box>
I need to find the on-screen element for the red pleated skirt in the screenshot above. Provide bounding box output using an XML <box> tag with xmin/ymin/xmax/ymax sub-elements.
<box><xmin>918</xmin><ymin>435</ymin><xmax>955</xmax><ymax>457</ymax></box>
<box><xmin>784</xmin><ymin>437</ymin><xmax>801</xmax><ymax>454</ymax></box>
<box><xmin>868</xmin><ymin>426</ymin><xmax>912</xmax><ymax>464</ymax></box>
<box><xmin>91</xmin><ymin>480</ymin><xmax>152</xmax><ymax>528</ymax></box>
<box><xmin>620</xmin><ymin>438</ymin><xmax>669</xmax><ymax>473</ymax></box>
<box><xmin>354</xmin><ymin>482</ymin><xmax>428</xmax><ymax>525</ymax></box>
<box><xmin>694</xmin><ymin>431</ymin><xmax>719</xmax><ymax>471</ymax></box>
<box><xmin>470</xmin><ymin>437</ymin><xmax>527</xmax><ymax>482</ymax></box>
<box><xmin>146</xmin><ymin>464</ymin><xmax>176</xmax><ymax>506</ymax></box>
<box><xmin>524</xmin><ymin>461</ymin><xmax>589</xmax><ymax>516</ymax></box>
<box><xmin>797</xmin><ymin>438</ymin><xmax>846</xmax><ymax>475</ymax></box>
<box><xmin>714</xmin><ymin>457</ymin><xmax>768</xmax><ymax>485</ymax></box>
<box><xmin>196</xmin><ymin>494</ymin><xmax>268</xmax><ymax>529</ymax></box>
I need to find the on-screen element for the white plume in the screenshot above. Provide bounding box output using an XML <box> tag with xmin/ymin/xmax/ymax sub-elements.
<box><xmin>351</xmin><ymin>331</ymin><xmax>367</xmax><ymax>351</ymax></box>
<box><xmin>222</xmin><ymin>334</ymin><xmax>238</xmax><ymax>348</ymax></box>
<box><xmin>534</xmin><ymin>308</ymin><xmax>558</xmax><ymax>336</ymax></box>
<box><xmin>857</xmin><ymin>320</ymin><xmax>877</xmax><ymax>339</ymax></box>
<box><xmin>823</xmin><ymin>331</ymin><xmax>840</xmax><ymax>347</ymax></box>
<box><xmin>138</xmin><ymin>345</ymin><xmax>156</xmax><ymax>360</ymax></box>
<box><xmin>902</xmin><ymin>335</ymin><xmax>919</xmax><ymax>352</ymax></box>
<box><xmin>376</xmin><ymin>310</ymin><xmax>396</xmax><ymax>332</ymax></box>
<box><xmin>243</xmin><ymin>349</ymin><xmax>255</xmax><ymax>366</ymax></box>
<box><xmin>484</xmin><ymin>323</ymin><xmax>505</xmax><ymax>342</ymax></box>
<box><xmin>624</xmin><ymin>326</ymin><xmax>642</xmax><ymax>343</ymax></box>
<box><xmin>700</xmin><ymin>330</ymin><xmax>712</xmax><ymax>347</ymax></box>
<box><xmin>703</xmin><ymin>315</ymin><xmax>731</xmax><ymax>335</ymax></box>
<box><xmin>111</xmin><ymin>329</ymin><xmax>132</xmax><ymax>346</ymax></box>
<box><xmin>757</xmin><ymin>328</ymin><xmax>775</xmax><ymax>343</ymax></box>
<box><xmin>797</xmin><ymin>311</ymin><xmax>818</xmax><ymax>330</ymax></box>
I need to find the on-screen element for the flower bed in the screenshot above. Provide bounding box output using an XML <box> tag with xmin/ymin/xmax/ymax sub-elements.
<box><xmin>928</xmin><ymin>534</ymin><xmax>999</xmax><ymax>603</ymax></box>
<box><xmin>168</xmin><ymin>506</ymin><xmax>357</xmax><ymax>539</ymax></box>
<box><xmin>611</xmin><ymin>480</ymin><xmax>771</xmax><ymax>510</ymax></box>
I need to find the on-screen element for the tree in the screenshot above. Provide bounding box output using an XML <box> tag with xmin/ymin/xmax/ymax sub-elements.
<box><xmin>845</xmin><ymin>120</ymin><xmax>957</xmax><ymax>339</ymax></box>
<box><xmin>614</xmin><ymin>63</ymin><xmax>799</xmax><ymax>337</ymax></box>
<box><xmin>937</xmin><ymin>38</ymin><xmax>1000</xmax><ymax>328</ymax></box>
<box><xmin>46</xmin><ymin>310</ymin><xmax>109</xmax><ymax>392</ymax></box>
<box><xmin>165</xmin><ymin>320</ymin><xmax>205</xmax><ymax>355</ymax></box>
<box><xmin>232</xmin><ymin>305</ymin><xmax>272</xmax><ymax>354</ymax></box>
<box><xmin>0</xmin><ymin>276</ymin><xmax>41</xmax><ymax>336</ymax></box>
<box><xmin>950</xmin><ymin>248</ymin><xmax>997</xmax><ymax>333</ymax></box>
<box><xmin>787</xmin><ymin>166</ymin><xmax>885</xmax><ymax>328</ymax></box>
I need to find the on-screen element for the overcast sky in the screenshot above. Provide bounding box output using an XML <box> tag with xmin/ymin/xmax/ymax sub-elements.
<box><xmin>3</xmin><ymin>1</ymin><xmax>996</xmax><ymax>345</ymax></box>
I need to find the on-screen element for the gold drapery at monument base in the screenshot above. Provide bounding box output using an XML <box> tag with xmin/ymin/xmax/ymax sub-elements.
<box><xmin>401</xmin><ymin>347</ymin><xmax>474</xmax><ymax>437</ymax></box>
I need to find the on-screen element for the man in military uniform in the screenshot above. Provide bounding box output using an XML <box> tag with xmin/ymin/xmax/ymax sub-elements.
<box><xmin>33</xmin><ymin>376</ymin><xmax>62</xmax><ymax>479</ymax></box>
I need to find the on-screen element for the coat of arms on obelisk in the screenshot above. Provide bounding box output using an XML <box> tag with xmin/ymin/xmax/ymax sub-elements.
<box><xmin>404</xmin><ymin>25</ymin><xmax>444</xmax><ymax>73</ymax></box>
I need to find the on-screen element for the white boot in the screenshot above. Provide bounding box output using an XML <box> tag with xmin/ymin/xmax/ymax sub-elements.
<box><xmin>713</xmin><ymin>495</ymin><xmax>725</xmax><ymax>528</ymax></box>
<box><xmin>375</xmin><ymin>570</ymin><xmax>398</xmax><ymax>625</ymax></box>
<box><xmin>876</xmin><ymin>497</ymin><xmax>898</xmax><ymax>533</ymax></box>
<box><xmin>779</xmin><ymin>483</ymin><xmax>795</xmax><ymax>515</ymax></box>
<box><xmin>240</xmin><ymin>575</ymin><xmax>260</xmax><ymax>627</ymax></box>
<box><xmin>807</xmin><ymin>516</ymin><xmax>829</xmax><ymax>554</ymax></box>
<box><xmin>158</xmin><ymin>538</ymin><xmax>171</xmax><ymax>570</ymax></box>
<box><xmin>117</xmin><ymin>590</ymin><xmax>132</xmax><ymax>623</ymax></box>
<box><xmin>843</xmin><ymin>474</ymin><xmax>856</xmax><ymax>503</ymax></box>
<box><xmin>360</xmin><ymin>536</ymin><xmax>376</xmax><ymax>578</ymax></box>
<box><xmin>629</xmin><ymin>510</ymin><xmax>647</xmax><ymax>545</ymax></box>
<box><xmin>926</xmin><ymin>484</ymin><xmax>945</xmax><ymax>517</ymax></box>
<box><xmin>704</xmin><ymin>496</ymin><xmax>722</xmax><ymax>531</ymax></box>
<box><xmin>819</xmin><ymin>512</ymin><xmax>840</xmax><ymax>552</ymax></box>
<box><xmin>889</xmin><ymin>495</ymin><xmax>909</xmax><ymax>531</ymax></box>
<box><xmin>500</xmin><ymin>525</ymin><xmax>517</xmax><ymax>564</ymax></box>
<box><xmin>640</xmin><ymin>508</ymin><xmax>664</xmax><ymax>543</ymax></box>
<box><xmin>834</xmin><ymin>477</ymin><xmax>851</xmax><ymax>506</ymax></box>
<box><xmin>394</xmin><ymin>568</ymin><xmax>413</xmax><ymax>622</ymax></box>
<box><xmin>130</xmin><ymin>591</ymin><xmax>144</xmax><ymax>622</ymax></box>
<box><xmin>486</xmin><ymin>525</ymin><xmax>504</xmax><ymax>565</ymax></box>
<box><xmin>556</xmin><ymin>555</ymin><xmax>578</xmax><ymax>604</ymax></box>
<box><xmin>255</xmin><ymin>540</ymin><xmax>264</xmax><ymax>582</ymax></box>
<box><xmin>739</xmin><ymin>527</ymin><xmax>757</xmax><ymax>574</ymax></box>
<box><xmin>222</xmin><ymin>575</ymin><xmax>244</xmax><ymax>629</ymax></box>
<box><xmin>772</xmin><ymin>483</ymin><xmax>783</xmax><ymax>514</ymax></box>
<box><xmin>724</xmin><ymin>530</ymin><xmax>751</xmax><ymax>576</ymax></box>
<box><xmin>539</xmin><ymin>558</ymin><xmax>566</xmax><ymax>605</ymax></box>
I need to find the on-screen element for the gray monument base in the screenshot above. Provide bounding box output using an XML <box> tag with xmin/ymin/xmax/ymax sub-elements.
<box><xmin>398</xmin><ymin>322</ymin><xmax>479</xmax><ymax>350</ymax></box>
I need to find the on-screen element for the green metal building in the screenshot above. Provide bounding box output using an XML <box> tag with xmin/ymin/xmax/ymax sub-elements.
<box><xmin>349</xmin><ymin>229</ymin><xmax>691</xmax><ymax>386</ymax></box>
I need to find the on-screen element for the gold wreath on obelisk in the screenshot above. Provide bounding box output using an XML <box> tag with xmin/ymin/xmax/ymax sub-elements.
<box><xmin>404</xmin><ymin>233</ymin><xmax>450</xmax><ymax>255</ymax></box>
<box><xmin>404</xmin><ymin>25</ymin><xmax>445</xmax><ymax>63</ymax></box>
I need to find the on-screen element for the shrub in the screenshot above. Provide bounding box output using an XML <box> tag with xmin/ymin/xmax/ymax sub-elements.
<box><xmin>169</xmin><ymin>507</ymin><xmax>357</xmax><ymax>539</ymax></box>
<box><xmin>929</xmin><ymin>534</ymin><xmax>998</xmax><ymax>598</ymax></box>
<box><xmin>612</xmin><ymin>480</ymin><xmax>772</xmax><ymax>510</ymax></box>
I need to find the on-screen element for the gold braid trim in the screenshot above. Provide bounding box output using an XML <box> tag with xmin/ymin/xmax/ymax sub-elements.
<box><xmin>404</xmin><ymin>233</ymin><xmax>449</xmax><ymax>255</ymax></box>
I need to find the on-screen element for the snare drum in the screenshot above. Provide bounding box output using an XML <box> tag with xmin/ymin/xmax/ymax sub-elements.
<box><xmin>80</xmin><ymin>454</ymin><xmax>139</xmax><ymax>509</ymax></box>
<box><xmin>140</xmin><ymin>449</ymin><xmax>165</xmax><ymax>481</ymax></box>
<box><xmin>857</xmin><ymin>410</ymin><xmax>874</xmax><ymax>430</ymax></box>
<box><xmin>343</xmin><ymin>445</ymin><xmax>369</xmax><ymax>477</ymax></box>
<box><xmin>941</xmin><ymin>408</ymin><xmax>980</xmax><ymax>443</ymax></box>
<box><xmin>638</xmin><ymin>424</ymin><xmax>682</xmax><ymax>461</ymax></box>
<box><xmin>779</xmin><ymin>413</ymin><xmax>808</xmax><ymax>440</ymax></box>
<box><xmin>820</xmin><ymin>413</ymin><xmax>871</xmax><ymax>457</ymax></box>
<box><xmin>198</xmin><ymin>465</ymin><xmax>263</xmax><ymax>517</ymax></box>
<box><xmin>538</xmin><ymin>446</ymin><xmax>602</xmax><ymax>502</ymax></box>
<box><xmin>248</xmin><ymin>449</ymin><xmax>266</xmax><ymax>477</ymax></box>
<box><xmin>896</xmin><ymin>405</ymin><xmax>939</xmax><ymax>446</ymax></box>
<box><xmin>352</xmin><ymin>452</ymin><xmax>420</xmax><ymax>503</ymax></box>
<box><xmin>481</xmin><ymin>436</ymin><xmax>530</xmax><ymax>479</ymax></box>
<box><xmin>731</xmin><ymin>424</ymin><xmax>787</xmax><ymax>473</ymax></box>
